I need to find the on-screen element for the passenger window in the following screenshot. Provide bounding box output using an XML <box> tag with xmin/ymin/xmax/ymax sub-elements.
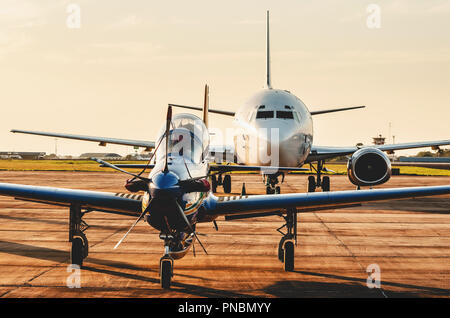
<box><xmin>256</xmin><ymin>111</ymin><xmax>274</xmax><ymax>119</ymax></box>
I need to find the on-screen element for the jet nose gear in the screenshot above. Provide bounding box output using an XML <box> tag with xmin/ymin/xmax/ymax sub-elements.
<box><xmin>308</xmin><ymin>160</ymin><xmax>331</xmax><ymax>192</ymax></box>
<box><xmin>264</xmin><ymin>172</ymin><xmax>285</xmax><ymax>194</ymax></box>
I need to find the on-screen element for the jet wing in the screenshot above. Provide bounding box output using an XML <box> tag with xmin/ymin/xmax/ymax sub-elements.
<box><xmin>307</xmin><ymin>140</ymin><xmax>450</xmax><ymax>163</ymax></box>
<box><xmin>11</xmin><ymin>129</ymin><xmax>155</xmax><ymax>150</ymax></box>
<box><xmin>203</xmin><ymin>185</ymin><xmax>450</xmax><ymax>218</ymax></box>
<box><xmin>0</xmin><ymin>183</ymin><xmax>142</xmax><ymax>217</ymax></box>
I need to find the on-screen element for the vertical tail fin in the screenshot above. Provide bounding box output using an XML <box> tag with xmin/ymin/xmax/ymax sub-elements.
<box><xmin>265</xmin><ymin>10</ymin><xmax>272</xmax><ymax>89</ymax></box>
<box><xmin>203</xmin><ymin>84</ymin><xmax>209</xmax><ymax>129</ymax></box>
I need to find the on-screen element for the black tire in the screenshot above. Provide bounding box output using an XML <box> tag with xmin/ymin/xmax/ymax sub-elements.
<box><xmin>307</xmin><ymin>176</ymin><xmax>316</xmax><ymax>193</ymax></box>
<box><xmin>160</xmin><ymin>260</ymin><xmax>172</xmax><ymax>289</ymax></box>
<box><xmin>211</xmin><ymin>175</ymin><xmax>217</xmax><ymax>193</ymax></box>
<box><xmin>284</xmin><ymin>241</ymin><xmax>295</xmax><ymax>271</ymax></box>
<box><xmin>223</xmin><ymin>175</ymin><xmax>231</xmax><ymax>193</ymax></box>
<box><xmin>322</xmin><ymin>176</ymin><xmax>330</xmax><ymax>192</ymax></box>
<box><xmin>275</xmin><ymin>186</ymin><xmax>281</xmax><ymax>194</ymax></box>
<box><xmin>278</xmin><ymin>237</ymin><xmax>287</xmax><ymax>262</ymax></box>
<box><xmin>71</xmin><ymin>237</ymin><xmax>84</xmax><ymax>268</ymax></box>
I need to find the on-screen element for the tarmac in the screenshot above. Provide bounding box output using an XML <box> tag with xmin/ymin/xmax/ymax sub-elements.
<box><xmin>0</xmin><ymin>171</ymin><xmax>449</xmax><ymax>298</ymax></box>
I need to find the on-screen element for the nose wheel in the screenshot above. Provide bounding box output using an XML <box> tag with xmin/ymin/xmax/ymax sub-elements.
<box><xmin>308</xmin><ymin>160</ymin><xmax>331</xmax><ymax>192</ymax></box>
<box><xmin>159</xmin><ymin>234</ymin><xmax>174</xmax><ymax>289</ymax></box>
<box><xmin>264</xmin><ymin>172</ymin><xmax>284</xmax><ymax>194</ymax></box>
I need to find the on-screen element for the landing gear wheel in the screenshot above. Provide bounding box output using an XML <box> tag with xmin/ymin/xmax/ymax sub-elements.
<box><xmin>278</xmin><ymin>236</ymin><xmax>287</xmax><ymax>262</ymax></box>
<box><xmin>266</xmin><ymin>186</ymin><xmax>274</xmax><ymax>194</ymax></box>
<box><xmin>71</xmin><ymin>237</ymin><xmax>84</xmax><ymax>268</ymax></box>
<box><xmin>211</xmin><ymin>175</ymin><xmax>217</xmax><ymax>193</ymax></box>
<box><xmin>322</xmin><ymin>176</ymin><xmax>330</xmax><ymax>192</ymax></box>
<box><xmin>283</xmin><ymin>241</ymin><xmax>295</xmax><ymax>271</ymax></box>
<box><xmin>307</xmin><ymin>176</ymin><xmax>316</xmax><ymax>193</ymax></box>
<box><xmin>223</xmin><ymin>175</ymin><xmax>231</xmax><ymax>193</ymax></box>
<box><xmin>275</xmin><ymin>186</ymin><xmax>281</xmax><ymax>194</ymax></box>
<box><xmin>160</xmin><ymin>259</ymin><xmax>173</xmax><ymax>289</ymax></box>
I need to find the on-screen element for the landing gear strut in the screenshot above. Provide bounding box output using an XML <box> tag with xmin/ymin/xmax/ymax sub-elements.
<box><xmin>264</xmin><ymin>172</ymin><xmax>285</xmax><ymax>194</ymax></box>
<box><xmin>69</xmin><ymin>204</ymin><xmax>90</xmax><ymax>268</ymax></box>
<box><xmin>277</xmin><ymin>208</ymin><xmax>297</xmax><ymax>271</ymax></box>
<box><xmin>159</xmin><ymin>234</ymin><xmax>174</xmax><ymax>289</ymax></box>
<box><xmin>308</xmin><ymin>160</ymin><xmax>330</xmax><ymax>192</ymax></box>
<box><xmin>211</xmin><ymin>174</ymin><xmax>232</xmax><ymax>193</ymax></box>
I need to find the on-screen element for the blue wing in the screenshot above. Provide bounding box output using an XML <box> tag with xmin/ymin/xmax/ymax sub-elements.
<box><xmin>203</xmin><ymin>185</ymin><xmax>450</xmax><ymax>217</ymax></box>
<box><xmin>0</xmin><ymin>183</ymin><xmax>142</xmax><ymax>216</ymax></box>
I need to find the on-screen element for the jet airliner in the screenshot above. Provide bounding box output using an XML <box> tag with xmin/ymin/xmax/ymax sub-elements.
<box><xmin>11</xmin><ymin>11</ymin><xmax>450</xmax><ymax>196</ymax></box>
<box><xmin>2</xmin><ymin>97</ymin><xmax>450</xmax><ymax>288</ymax></box>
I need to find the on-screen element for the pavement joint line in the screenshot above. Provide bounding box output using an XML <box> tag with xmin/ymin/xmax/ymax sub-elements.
<box><xmin>0</xmin><ymin>220</ymin><xmax>129</xmax><ymax>298</ymax></box>
<box><xmin>313</xmin><ymin>211</ymin><xmax>388</xmax><ymax>298</ymax></box>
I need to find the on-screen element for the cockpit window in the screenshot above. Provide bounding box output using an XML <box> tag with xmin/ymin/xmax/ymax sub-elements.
<box><xmin>276</xmin><ymin>111</ymin><xmax>294</xmax><ymax>119</ymax></box>
<box><xmin>256</xmin><ymin>110</ymin><xmax>274</xmax><ymax>119</ymax></box>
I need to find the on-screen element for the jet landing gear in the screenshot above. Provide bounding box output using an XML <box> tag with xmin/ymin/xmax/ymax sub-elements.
<box><xmin>264</xmin><ymin>172</ymin><xmax>285</xmax><ymax>194</ymax></box>
<box><xmin>211</xmin><ymin>174</ymin><xmax>232</xmax><ymax>193</ymax></box>
<box><xmin>69</xmin><ymin>204</ymin><xmax>90</xmax><ymax>268</ymax></box>
<box><xmin>277</xmin><ymin>208</ymin><xmax>297</xmax><ymax>271</ymax></box>
<box><xmin>308</xmin><ymin>160</ymin><xmax>331</xmax><ymax>192</ymax></box>
<box><xmin>159</xmin><ymin>234</ymin><xmax>174</xmax><ymax>289</ymax></box>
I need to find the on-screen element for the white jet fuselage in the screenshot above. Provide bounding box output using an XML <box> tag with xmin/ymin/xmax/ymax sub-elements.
<box><xmin>232</xmin><ymin>88</ymin><xmax>313</xmax><ymax>168</ymax></box>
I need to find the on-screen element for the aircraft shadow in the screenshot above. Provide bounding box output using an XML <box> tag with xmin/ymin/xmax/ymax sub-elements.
<box><xmin>0</xmin><ymin>240</ymin><xmax>249</xmax><ymax>297</ymax></box>
<box><xmin>262</xmin><ymin>270</ymin><xmax>450</xmax><ymax>297</ymax></box>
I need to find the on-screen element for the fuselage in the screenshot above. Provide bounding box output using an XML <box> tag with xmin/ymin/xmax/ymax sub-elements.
<box><xmin>141</xmin><ymin>113</ymin><xmax>210</xmax><ymax>258</ymax></box>
<box><xmin>233</xmin><ymin>88</ymin><xmax>313</xmax><ymax>168</ymax></box>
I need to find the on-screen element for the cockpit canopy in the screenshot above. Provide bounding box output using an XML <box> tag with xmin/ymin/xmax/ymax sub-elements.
<box><xmin>156</xmin><ymin>113</ymin><xmax>209</xmax><ymax>164</ymax></box>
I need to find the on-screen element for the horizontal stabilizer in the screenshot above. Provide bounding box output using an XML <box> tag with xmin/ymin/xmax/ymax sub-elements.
<box><xmin>310</xmin><ymin>105</ymin><xmax>365</xmax><ymax>116</ymax></box>
<box><xmin>169</xmin><ymin>104</ymin><xmax>235</xmax><ymax>117</ymax></box>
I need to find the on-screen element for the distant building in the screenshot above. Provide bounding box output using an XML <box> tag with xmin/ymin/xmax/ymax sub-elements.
<box><xmin>0</xmin><ymin>152</ymin><xmax>46</xmax><ymax>160</ymax></box>
<box><xmin>372</xmin><ymin>134</ymin><xmax>386</xmax><ymax>145</ymax></box>
<box><xmin>79</xmin><ymin>153</ymin><xmax>122</xmax><ymax>160</ymax></box>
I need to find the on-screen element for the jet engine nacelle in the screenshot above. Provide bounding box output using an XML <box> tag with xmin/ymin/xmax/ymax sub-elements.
<box><xmin>347</xmin><ymin>148</ymin><xmax>391</xmax><ymax>187</ymax></box>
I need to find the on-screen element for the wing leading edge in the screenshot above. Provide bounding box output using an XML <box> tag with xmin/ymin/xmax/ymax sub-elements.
<box><xmin>307</xmin><ymin>140</ymin><xmax>450</xmax><ymax>163</ymax></box>
<box><xmin>11</xmin><ymin>129</ymin><xmax>155</xmax><ymax>150</ymax></box>
<box><xmin>204</xmin><ymin>185</ymin><xmax>450</xmax><ymax>217</ymax></box>
<box><xmin>0</xmin><ymin>183</ymin><xmax>142</xmax><ymax>216</ymax></box>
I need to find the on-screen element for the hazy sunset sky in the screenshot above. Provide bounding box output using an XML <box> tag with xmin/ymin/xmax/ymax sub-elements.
<box><xmin>0</xmin><ymin>0</ymin><xmax>449</xmax><ymax>156</ymax></box>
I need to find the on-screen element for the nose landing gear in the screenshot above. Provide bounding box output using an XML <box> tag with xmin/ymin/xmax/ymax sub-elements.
<box><xmin>264</xmin><ymin>172</ymin><xmax>285</xmax><ymax>194</ymax></box>
<box><xmin>159</xmin><ymin>234</ymin><xmax>175</xmax><ymax>289</ymax></box>
<box><xmin>308</xmin><ymin>160</ymin><xmax>331</xmax><ymax>192</ymax></box>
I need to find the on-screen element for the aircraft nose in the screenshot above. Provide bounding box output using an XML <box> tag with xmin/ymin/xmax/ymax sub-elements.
<box><xmin>149</xmin><ymin>171</ymin><xmax>180</xmax><ymax>198</ymax></box>
<box><xmin>252</xmin><ymin>121</ymin><xmax>301</xmax><ymax>167</ymax></box>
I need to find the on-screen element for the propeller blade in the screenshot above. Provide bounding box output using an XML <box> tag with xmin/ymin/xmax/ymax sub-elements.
<box><xmin>92</xmin><ymin>157</ymin><xmax>151</xmax><ymax>183</ymax></box>
<box><xmin>163</xmin><ymin>105</ymin><xmax>173</xmax><ymax>173</ymax></box>
<box><xmin>114</xmin><ymin>199</ymin><xmax>152</xmax><ymax>249</ymax></box>
<box><xmin>174</xmin><ymin>200</ymin><xmax>208</xmax><ymax>255</ymax></box>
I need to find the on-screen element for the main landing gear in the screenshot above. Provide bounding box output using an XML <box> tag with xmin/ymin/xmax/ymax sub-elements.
<box><xmin>264</xmin><ymin>172</ymin><xmax>285</xmax><ymax>194</ymax></box>
<box><xmin>277</xmin><ymin>208</ymin><xmax>297</xmax><ymax>271</ymax></box>
<box><xmin>308</xmin><ymin>160</ymin><xmax>331</xmax><ymax>193</ymax></box>
<box><xmin>69</xmin><ymin>204</ymin><xmax>90</xmax><ymax>268</ymax></box>
<box><xmin>211</xmin><ymin>174</ymin><xmax>232</xmax><ymax>193</ymax></box>
<box><xmin>159</xmin><ymin>234</ymin><xmax>174</xmax><ymax>289</ymax></box>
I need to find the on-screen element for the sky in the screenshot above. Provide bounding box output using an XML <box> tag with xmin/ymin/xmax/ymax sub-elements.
<box><xmin>0</xmin><ymin>0</ymin><xmax>449</xmax><ymax>156</ymax></box>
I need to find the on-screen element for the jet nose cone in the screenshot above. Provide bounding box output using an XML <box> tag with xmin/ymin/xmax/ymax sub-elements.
<box><xmin>150</xmin><ymin>171</ymin><xmax>180</xmax><ymax>198</ymax></box>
